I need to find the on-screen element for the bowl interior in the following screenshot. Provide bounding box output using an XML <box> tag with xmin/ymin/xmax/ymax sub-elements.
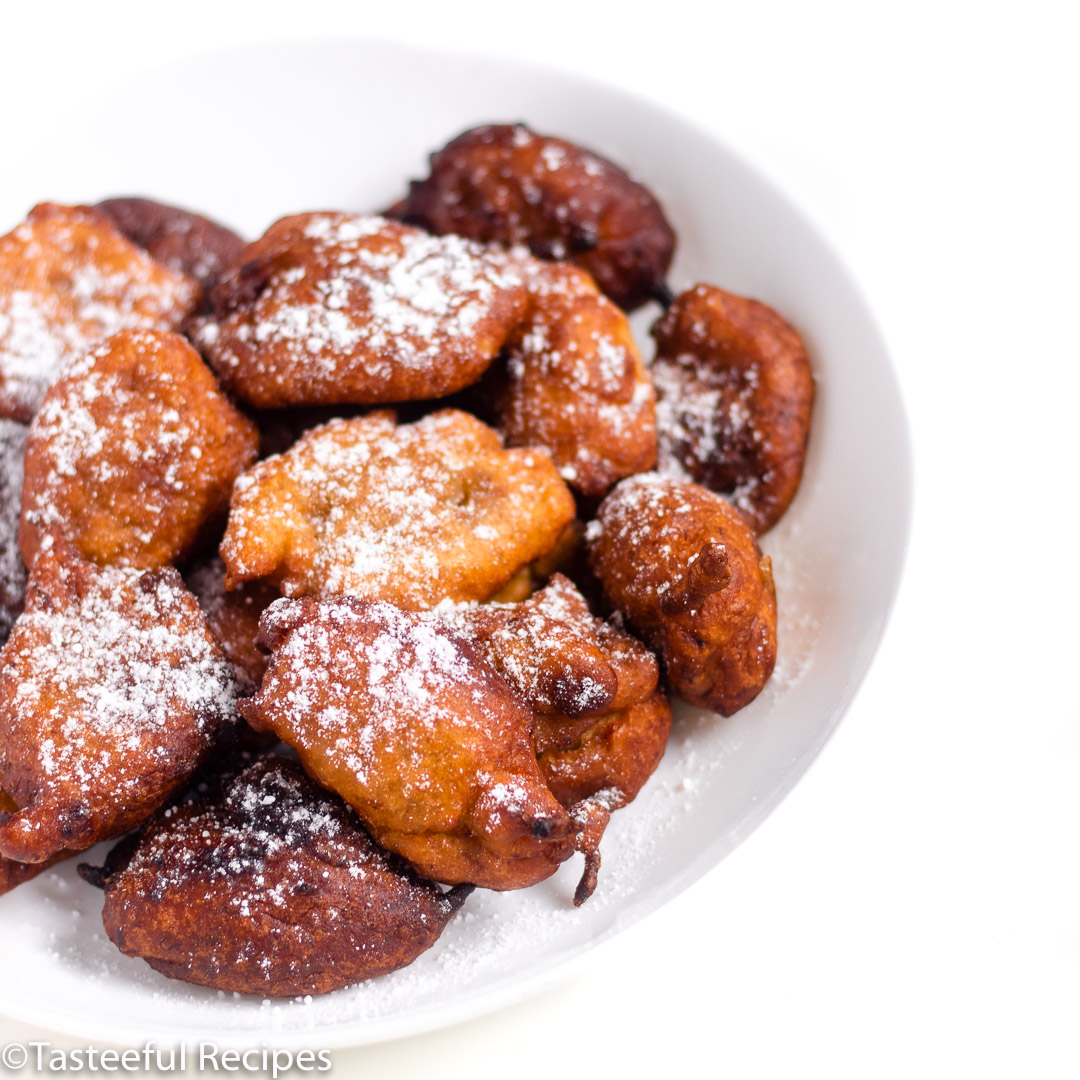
<box><xmin>0</xmin><ymin>39</ymin><xmax>911</xmax><ymax>1046</ymax></box>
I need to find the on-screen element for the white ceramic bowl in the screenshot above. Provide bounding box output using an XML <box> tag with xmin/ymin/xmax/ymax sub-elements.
<box><xmin>0</xmin><ymin>39</ymin><xmax>911</xmax><ymax>1048</ymax></box>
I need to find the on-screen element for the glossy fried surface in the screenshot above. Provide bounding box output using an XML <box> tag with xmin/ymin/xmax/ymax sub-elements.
<box><xmin>392</xmin><ymin>124</ymin><xmax>675</xmax><ymax>311</ymax></box>
<box><xmin>220</xmin><ymin>409</ymin><xmax>575</xmax><ymax>607</ymax></box>
<box><xmin>185</xmin><ymin>556</ymin><xmax>277</xmax><ymax>694</ymax></box>
<box><xmin>0</xmin><ymin>540</ymin><xmax>238</xmax><ymax>863</ymax></box>
<box><xmin>192</xmin><ymin>212</ymin><xmax>529</xmax><ymax>409</ymax></box>
<box><xmin>491</xmin><ymin>262</ymin><xmax>657</xmax><ymax>496</ymax></box>
<box><xmin>0</xmin><ymin>420</ymin><xmax>27</xmax><ymax>645</ymax></box>
<box><xmin>96</xmin><ymin>197</ymin><xmax>244</xmax><ymax>295</ymax></box>
<box><xmin>652</xmin><ymin>284</ymin><xmax>814</xmax><ymax>534</ymax></box>
<box><xmin>19</xmin><ymin>329</ymin><xmax>258</xmax><ymax>571</ymax></box>
<box><xmin>588</xmin><ymin>473</ymin><xmax>777</xmax><ymax>715</ymax></box>
<box><xmin>0</xmin><ymin>203</ymin><xmax>199</xmax><ymax>422</ymax></box>
<box><xmin>91</xmin><ymin>757</ymin><xmax>470</xmax><ymax>997</ymax></box>
<box><xmin>242</xmin><ymin>597</ymin><xmax>576</xmax><ymax>891</ymax></box>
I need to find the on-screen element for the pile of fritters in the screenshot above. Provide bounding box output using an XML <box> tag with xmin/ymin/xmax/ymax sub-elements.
<box><xmin>0</xmin><ymin>122</ymin><xmax>814</xmax><ymax>997</ymax></box>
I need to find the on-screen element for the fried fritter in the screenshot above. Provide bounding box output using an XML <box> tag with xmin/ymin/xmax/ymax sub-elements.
<box><xmin>185</xmin><ymin>556</ymin><xmax>276</xmax><ymax>694</ymax></box>
<box><xmin>652</xmin><ymin>284</ymin><xmax>814</xmax><ymax>534</ymax></box>
<box><xmin>192</xmin><ymin>212</ymin><xmax>529</xmax><ymax>409</ymax></box>
<box><xmin>85</xmin><ymin>757</ymin><xmax>471</xmax><ymax>997</ymax></box>
<box><xmin>441</xmin><ymin>574</ymin><xmax>671</xmax><ymax>902</ymax></box>
<box><xmin>19</xmin><ymin>329</ymin><xmax>258</xmax><ymax>571</ymax></box>
<box><xmin>96</xmin><ymin>197</ymin><xmax>244</xmax><ymax>295</ymax></box>
<box><xmin>220</xmin><ymin>409</ymin><xmax>575</xmax><ymax>607</ymax></box>
<box><xmin>587</xmin><ymin>473</ymin><xmax>777</xmax><ymax>715</ymax></box>
<box><xmin>0</xmin><ymin>539</ymin><xmax>238</xmax><ymax>863</ymax></box>
<box><xmin>242</xmin><ymin>597</ymin><xmax>576</xmax><ymax>891</ymax></box>
<box><xmin>0</xmin><ymin>420</ymin><xmax>27</xmax><ymax>644</ymax></box>
<box><xmin>0</xmin><ymin>203</ymin><xmax>199</xmax><ymax>422</ymax></box>
<box><xmin>391</xmin><ymin>124</ymin><xmax>675</xmax><ymax>311</ymax></box>
<box><xmin>490</xmin><ymin>262</ymin><xmax>657</xmax><ymax>497</ymax></box>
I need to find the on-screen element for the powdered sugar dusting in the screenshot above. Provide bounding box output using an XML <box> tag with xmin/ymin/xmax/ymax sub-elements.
<box><xmin>652</xmin><ymin>354</ymin><xmax>765</xmax><ymax>516</ymax></box>
<box><xmin>194</xmin><ymin>214</ymin><xmax>525</xmax><ymax>405</ymax></box>
<box><xmin>258</xmin><ymin>598</ymin><xmax>489</xmax><ymax>793</ymax></box>
<box><xmin>1</xmin><ymin>556</ymin><xmax>237</xmax><ymax>801</ymax></box>
<box><xmin>222</xmin><ymin>410</ymin><xmax>572</xmax><ymax>605</ymax></box>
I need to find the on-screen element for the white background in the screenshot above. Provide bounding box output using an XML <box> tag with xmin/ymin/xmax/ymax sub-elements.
<box><xmin>0</xmin><ymin>1</ymin><xmax>1077</xmax><ymax>1077</ymax></box>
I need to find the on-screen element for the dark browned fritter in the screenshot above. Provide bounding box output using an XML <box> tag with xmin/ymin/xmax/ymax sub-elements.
<box><xmin>651</xmin><ymin>284</ymin><xmax>814</xmax><ymax>535</ymax></box>
<box><xmin>588</xmin><ymin>473</ymin><xmax>777</xmax><ymax>716</ymax></box>
<box><xmin>87</xmin><ymin>757</ymin><xmax>471</xmax><ymax>997</ymax></box>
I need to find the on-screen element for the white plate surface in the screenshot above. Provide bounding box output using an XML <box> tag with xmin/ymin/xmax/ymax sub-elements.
<box><xmin>0</xmin><ymin>39</ymin><xmax>911</xmax><ymax>1048</ymax></box>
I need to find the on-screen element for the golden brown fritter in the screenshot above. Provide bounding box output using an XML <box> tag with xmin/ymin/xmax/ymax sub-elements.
<box><xmin>191</xmin><ymin>212</ymin><xmax>529</xmax><ymax>409</ymax></box>
<box><xmin>185</xmin><ymin>556</ymin><xmax>277</xmax><ymax>694</ymax></box>
<box><xmin>651</xmin><ymin>284</ymin><xmax>814</xmax><ymax>534</ymax></box>
<box><xmin>440</xmin><ymin>574</ymin><xmax>671</xmax><ymax>903</ymax></box>
<box><xmin>391</xmin><ymin>124</ymin><xmax>675</xmax><ymax>311</ymax></box>
<box><xmin>0</xmin><ymin>539</ymin><xmax>238</xmax><ymax>864</ymax></box>
<box><xmin>242</xmin><ymin>597</ymin><xmax>576</xmax><ymax>891</ymax></box>
<box><xmin>0</xmin><ymin>420</ymin><xmax>27</xmax><ymax>644</ymax></box>
<box><xmin>587</xmin><ymin>473</ymin><xmax>777</xmax><ymax>715</ymax></box>
<box><xmin>85</xmin><ymin>757</ymin><xmax>471</xmax><ymax>997</ymax></box>
<box><xmin>0</xmin><ymin>203</ymin><xmax>199</xmax><ymax>422</ymax></box>
<box><xmin>489</xmin><ymin>262</ymin><xmax>657</xmax><ymax>497</ymax></box>
<box><xmin>220</xmin><ymin>409</ymin><xmax>575</xmax><ymax>607</ymax></box>
<box><xmin>19</xmin><ymin>329</ymin><xmax>258</xmax><ymax>571</ymax></box>
<box><xmin>96</xmin><ymin>197</ymin><xmax>245</xmax><ymax>295</ymax></box>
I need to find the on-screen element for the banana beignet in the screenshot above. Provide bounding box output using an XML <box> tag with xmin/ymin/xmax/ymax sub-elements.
<box><xmin>87</xmin><ymin>757</ymin><xmax>472</xmax><ymax>997</ymax></box>
<box><xmin>0</xmin><ymin>539</ymin><xmax>238</xmax><ymax>864</ymax></box>
<box><xmin>490</xmin><ymin>262</ymin><xmax>656</xmax><ymax>497</ymax></box>
<box><xmin>219</xmin><ymin>409</ymin><xmax>574</xmax><ymax>607</ymax></box>
<box><xmin>192</xmin><ymin>213</ymin><xmax>528</xmax><ymax>409</ymax></box>
<box><xmin>441</xmin><ymin>574</ymin><xmax>672</xmax><ymax>903</ymax></box>
<box><xmin>0</xmin><ymin>203</ymin><xmax>199</xmax><ymax>422</ymax></box>
<box><xmin>20</xmin><ymin>329</ymin><xmax>258</xmax><ymax>571</ymax></box>
<box><xmin>96</xmin><ymin>196</ymin><xmax>244</xmax><ymax>295</ymax></box>
<box><xmin>587</xmin><ymin>473</ymin><xmax>777</xmax><ymax>715</ymax></box>
<box><xmin>242</xmin><ymin>597</ymin><xmax>577</xmax><ymax>891</ymax></box>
